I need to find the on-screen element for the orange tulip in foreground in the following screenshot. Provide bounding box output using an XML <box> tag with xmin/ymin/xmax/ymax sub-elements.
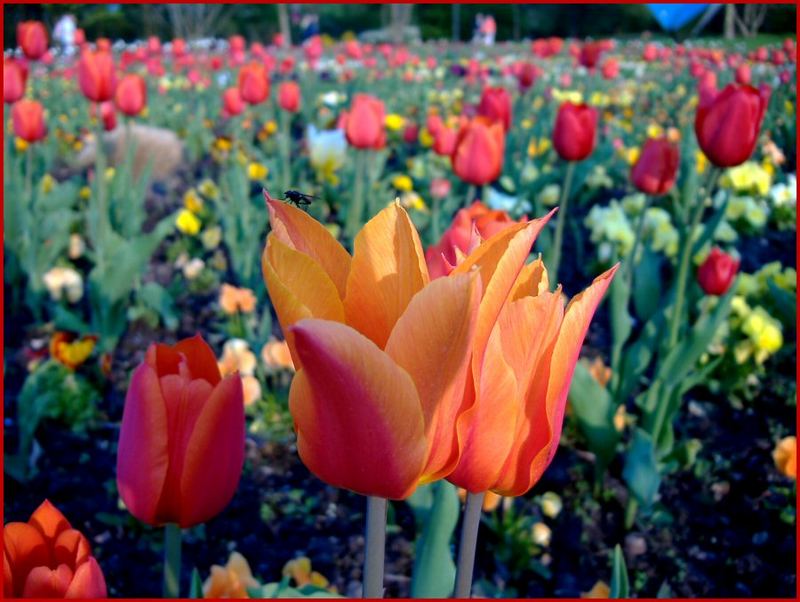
<box><xmin>116</xmin><ymin>335</ymin><xmax>245</xmax><ymax>528</ymax></box>
<box><xmin>263</xmin><ymin>192</ymin><xmax>496</xmax><ymax>499</ymax></box>
<box><xmin>451</xmin><ymin>116</ymin><xmax>505</xmax><ymax>186</ymax></box>
<box><xmin>4</xmin><ymin>500</ymin><xmax>107</xmax><ymax>598</ymax></box>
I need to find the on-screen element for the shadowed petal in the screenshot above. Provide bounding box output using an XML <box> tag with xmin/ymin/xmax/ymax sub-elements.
<box><xmin>174</xmin><ymin>335</ymin><xmax>222</xmax><ymax>385</ymax></box>
<box><xmin>28</xmin><ymin>500</ymin><xmax>71</xmax><ymax>545</ymax></box>
<box><xmin>4</xmin><ymin>523</ymin><xmax>49</xmax><ymax>595</ymax></box>
<box><xmin>65</xmin><ymin>558</ymin><xmax>107</xmax><ymax>598</ymax></box>
<box><xmin>511</xmin><ymin>257</ymin><xmax>550</xmax><ymax>300</ymax></box>
<box><xmin>53</xmin><ymin>529</ymin><xmax>91</xmax><ymax>569</ymax></box>
<box><xmin>22</xmin><ymin>565</ymin><xmax>73</xmax><ymax>598</ymax></box>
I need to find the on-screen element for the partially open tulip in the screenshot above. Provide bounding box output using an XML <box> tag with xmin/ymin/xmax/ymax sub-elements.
<box><xmin>773</xmin><ymin>436</ymin><xmax>796</xmax><ymax>479</ymax></box>
<box><xmin>477</xmin><ymin>86</ymin><xmax>512</xmax><ymax>131</ymax></box>
<box><xmin>278</xmin><ymin>80</ymin><xmax>301</xmax><ymax>113</ymax></box>
<box><xmin>4</xmin><ymin>500</ymin><xmax>107</xmax><ymax>598</ymax></box>
<box><xmin>78</xmin><ymin>50</ymin><xmax>117</xmax><ymax>103</ymax></box>
<box><xmin>238</xmin><ymin>63</ymin><xmax>270</xmax><ymax>105</ymax></box>
<box><xmin>17</xmin><ymin>21</ymin><xmax>48</xmax><ymax>60</ymax></box>
<box><xmin>695</xmin><ymin>83</ymin><xmax>770</xmax><ymax>168</ymax></box>
<box><xmin>222</xmin><ymin>87</ymin><xmax>244</xmax><ymax>117</ymax></box>
<box><xmin>114</xmin><ymin>73</ymin><xmax>147</xmax><ymax>116</ymax></box>
<box><xmin>116</xmin><ymin>335</ymin><xmax>245</xmax><ymax>527</ymax></box>
<box><xmin>696</xmin><ymin>247</ymin><xmax>739</xmax><ymax>296</ymax></box>
<box><xmin>12</xmin><ymin>99</ymin><xmax>46</xmax><ymax>143</ymax></box>
<box><xmin>4</xmin><ymin>59</ymin><xmax>27</xmax><ymax>104</ymax></box>
<box><xmin>451</xmin><ymin>117</ymin><xmax>505</xmax><ymax>186</ymax></box>
<box><xmin>631</xmin><ymin>137</ymin><xmax>680</xmax><ymax>196</ymax></box>
<box><xmin>262</xmin><ymin>192</ymin><xmax>485</xmax><ymax>499</ymax></box>
<box><xmin>425</xmin><ymin>201</ymin><xmax>525</xmax><ymax>279</ymax></box>
<box><xmin>552</xmin><ymin>102</ymin><xmax>598</xmax><ymax>162</ymax></box>
<box><xmin>343</xmin><ymin>94</ymin><xmax>385</xmax><ymax>149</ymax></box>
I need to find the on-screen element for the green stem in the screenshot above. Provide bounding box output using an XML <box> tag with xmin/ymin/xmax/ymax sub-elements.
<box><xmin>363</xmin><ymin>496</ymin><xmax>387</xmax><ymax>598</ymax></box>
<box><xmin>550</xmin><ymin>161</ymin><xmax>576</xmax><ymax>284</ymax></box>
<box><xmin>464</xmin><ymin>184</ymin><xmax>476</xmax><ymax>208</ymax></box>
<box><xmin>24</xmin><ymin>144</ymin><xmax>33</xmax><ymax>211</ymax></box>
<box><xmin>454</xmin><ymin>491</ymin><xmax>485</xmax><ymax>598</ymax></box>
<box><xmin>94</xmin><ymin>115</ymin><xmax>109</xmax><ymax>272</ymax></box>
<box><xmin>280</xmin><ymin>110</ymin><xmax>292</xmax><ymax>191</ymax></box>
<box><xmin>346</xmin><ymin>150</ymin><xmax>367</xmax><ymax>239</ymax></box>
<box><xmin>624</xmin><ymin>497</ymin><xmax>638</xmax><ymax>530</ymax></box>
<box><xmin>162</xmin><ymin>523</ymin><xmax>182</xmax><ymax>598</ymax></box>
<box><xmin>626</xmin><ymin>195</ymin><xmax>652</xmax><ymax>285</ymax></box>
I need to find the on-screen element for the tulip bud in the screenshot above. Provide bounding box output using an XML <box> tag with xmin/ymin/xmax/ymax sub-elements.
<box><xmin>278</xmin><ymin>80</ymin><xmax>301</xmax><ymax>113</ymax></box>
<box><xmin>78</xmin><ymin>50</ymin><xmax>117</xmax><ymax>103</ymax></box>
<box><xmin>630</xmin><ymin>137</ymin><xmax>680</xmax><ymax>196</ymax></box>
<box><xmin>12</xmin><ymin>99</ymin><xmax>46</xmax><ymax>143</ymax></box>
<box><xmin>4</xmin><ymin>58</ymin><xmax>27</xmax><ymax>104</ymax></box>
<box><xmin>601</xmin><ymin>58</ymin><xmax>619</xmax><ymax>80</ymax></box>
<box><xmin>221</xmin><ymin>87</ymin><xmax>244</xmax><ymax>117</ymax></box>
<box><xmin>477</xmin><ymin>86</ymin><xmax>512</xmax><ymax>131</ymax></box>
<box><xmin>343</xmin><ymin>94</ymin><xmax>385</xmax><ymax>149</ymax></box>
<box><xmin>238</xmin><ymin>63</ymin><xmax>270</xmax><ymax>105</ymax></box>
<box><xmin>451</xmin><ymin>117</ymin><xmax>505</xmax><ymax>186</ymax></box>
<box><xmin>114</xmin><ymin>73</ymin><xmax>147</xmax><ymax>116</ymax></box>
<box><xmin>735</xmin><ymin>63</ymin><xmax>752</xmax><ymax>85</ymax></box>
<box><xmin>116</xmin><ymin>335</ymin><xmax>245</xmax><ymax>528</ymax></box>
<box><xmin>697</xmin><ymin>247</ymin><xmax>740</xmax><ymax>295</ymax></box>
<box><xmin>694</xmin><ymin>83</ymin><xmax>770</xmax><ymax>168</ymax></box>
<box><xmin>17</xmin><ymin>21</ymin><xmax>48</xmax><ymax>60</ymax></box>
<box><xmin>552</xmin><ymin>102</ymin><xmax>598</xmax><ymax>162</ymax></box>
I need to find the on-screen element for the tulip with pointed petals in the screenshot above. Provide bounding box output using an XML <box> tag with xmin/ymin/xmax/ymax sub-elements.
<box><xmin>78</xmin><ymin>50</ymin><xmax>117</xmax><ymax>103</ymax></box>
<box><xmin>451</xmin><ymin>117</ymin><xmax>505</xmax><ymax>186</ymax></box>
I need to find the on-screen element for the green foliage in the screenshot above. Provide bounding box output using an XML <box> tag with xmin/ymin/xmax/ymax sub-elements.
<box><xmin>610</xmin><ymin>544</ymin><xmax>630</xmax><ymax>598</ymax></box>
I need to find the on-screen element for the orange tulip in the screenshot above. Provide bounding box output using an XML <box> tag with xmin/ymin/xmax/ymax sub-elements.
<box><xmin>4</xmin><ymin>500</ymin><xmax>107</xmax><ymax>598</ymax></box>
<box><xmin>238</xmin><ymin>63</ymin><xmax>269</xmax><ymax>105</ymax></box>
<box><xmin>451</xmin><ymin>116</ymin><xmax>505</xmax><ymax>186</ymax></box>
<box><xmin>448</xmin><ymin>253</ymin><xmax>617</xmax><ymax>495</ymax></box>
<box><xmin>343</xmin><ymin>94</ymin><xmax>385</xmax><ymax>149</ymax></box>
<box><xmin>116</xmin><ymin>335</ymin><xmax>245</xmax><ymax>528</ymax></box>
<box><xmin>262</xmin><ymin>192</ymin><xmax>485</xmax><ymax>499</ymax></box>
<box><xmin>114</xmin><ymin>73</ymin><xmax>147</xmax><ymax>117</ymax></box>
<box><xmin>278</xmin><ymin>80</ymin><xmax>301</xmax><ymax>113</ymax></box>
<box><xmin>12</xmin><ymin>99</ymin><xmax>46</xmax><ymax>143</ymax></box>
<box><xmin>78</xmin><ymin>50</ymin><xmax>117</xmax><ymax>103</ymax></box>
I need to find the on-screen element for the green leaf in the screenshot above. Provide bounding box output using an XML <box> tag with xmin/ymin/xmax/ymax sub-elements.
<box><xmin>410</xmin><ymin>482</ymin><xmax>459</xmax><ymax>598</ymax></box>
<box><xmin>188</xmin><ymin>568</ymin><xmax>203</xmax><ymax>599</ymax></box>
<box><xmin>610</xmin><ymin>544</ymin><xmax>630</xmax><ymax>598</ymax></box>
<box><xmin>632</xmin><ymin>248</ymin><xmax>662</xmax><ymax>322</ymax></box>
<box><xmin>767</xmin><ymin>280</ymin><xmax>796</xmax><ymax>327</ymax></box>
<box><xmin>623</xmin><ymin>428</ymin><xmax>661</xmax><ymax>508</ymax></box>
<box><xmin>568</xmin><ymin>360</ymin><xmax>620</xmax><ymax>471</ymax></box>
<box><xmin>139</xmin><ymin>282</ymin><xmax>179</xmax><ymax>330</ymax></box>
<box><xmin>609</xmin><ymin>266</ymin><xmax>633</xmax><ymax>366</ymax></box>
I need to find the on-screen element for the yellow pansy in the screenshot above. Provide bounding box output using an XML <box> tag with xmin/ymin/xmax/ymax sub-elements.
<box><xmin>247</xmin><ymin>162</ymin><xmax>269</xmax><ymax>181</ymax></box>
<box><xmin>183</xmin><ymin>188</ymin><xmax>204</xmax><ymax>213</ymax></box>
<box><xmin>392</xmin><ymin>174</ymin><xmax>413</xmax><ymax>191</ymax></box>
<box><xmin>176</xmin><ymin>209</ymin><xmax>202</xmax><ymax>235</ymax></box>
<box><xmin>385</xmin><ymin>113</ymin><xmax>405</xmax><ymax>131</ymax></box>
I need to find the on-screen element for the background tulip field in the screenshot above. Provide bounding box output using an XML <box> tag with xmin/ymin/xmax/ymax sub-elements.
<box><xmin>3</xmin><ymin>4</ymin><xmax>798</xmax><ymax>599</ymax></box>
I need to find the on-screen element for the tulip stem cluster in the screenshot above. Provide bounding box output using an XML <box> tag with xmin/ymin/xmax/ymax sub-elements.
<box><xmin>453</xmin><ymin>491</ymin><xmax>486</xmax><ymax>598</ymax></box>
<box><xmin>346</xmin><ymin>149</ymin><xmax>368</xmax><ymax>238</ymax></box>
<box><xmin>550</xmin><ymin>160</ymin><xmax>576</xmax><ymax>284</ymax></box>
<box><xmin>363</xmin><ymin>496</ymin><xmax>388</xmax><ymax>598</ymax></box>
<box><xmin>162</xmin><ymin>523</ymin><xmax>182</xmax><ymax>598</ymax></box>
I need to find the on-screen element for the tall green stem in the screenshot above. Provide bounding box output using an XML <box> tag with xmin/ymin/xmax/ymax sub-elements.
<box><xmin>280</xmin><ymin>110</ymin><xmax>292</xmax><ymax>191</ymax></box>
<box><xmin>454</xmin><ymin>491</ymin><xmax>485</xmax><ymax>598</ymax></box>
<box><xmin>363</xmin><ymin>496</ymin><xmax>387</xmax><ymax>598</ymax></box>
<box><xmin>550</xmin><ymin>161</ymin><xmax>576</xmax><ymax>284</ymax></box>
<box><xmin>93</xmin><ymin>116</ymin><xmax>109</xmax><ymax>272</ymax></box>
<box><xmin>464</xmin><ymin>184</ymin><xmax>476</xmax><ymax>208</ymax></box>
<box><xmin>346</xmin><ymin>150</ymin><xmax>367</xmax><ymax>239</ymax></box>
<box><xmin>163</xmin><ymin>523</ymin><xmax>182</xmax><ymax>598</ymax></box>
<box><xmin>626</xmin><ymin>195</ymin><xmax>652</xmax><ymax>284</ymax></box>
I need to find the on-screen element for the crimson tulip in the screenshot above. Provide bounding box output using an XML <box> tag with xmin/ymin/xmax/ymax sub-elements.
<box><xmin>4</xmin><ymin>500</ymin><xmax>107</xmax><ymax>598</ymax></box>
<box><xmin>17</xmin><ymin>21</ymin><xmax>48</xmax><ymax>60</ymax></box>
<box><xmin>695</xmin><ymin>83</ymin><xmax>770</xmax><ymax>168</ymax></box>
<box><xmin>238</xmin><ymin>63</ymin><xmax>269</xmax><ymax>105</ymax></box>
<box><xmin>477</xmin><ymin>86</ymin><xmax>512</xmax><ymax>131</ymax></box>
<box><xmin>12</xmin><ymin>99</ymin><xmax>46</xmax><ymax>143</ymax></box>
<box><xmin>114</xmin><ymin>73</ymin><xmax>146</xmax><ymax>117</ymax></box>
<box><xmin>4</xmin><ymin>58</ymin><xmax>27</xmax><ymax>104</ymax></box>
<box><xmin>579</xmin><ymin>41</ymin><xmax>604</xmax><ymax>69</ymax></box>
<box><xmin>552</xmin><ymin>102</ymin><xmax>598</xmax><ymax>162</ymax></box>
<box><xmin>631</xmin><ymin>137</ymin><xmax>680</xmax><ymax>196</ymax></box>
<box><xmin>451</xmin><ymin>117</ymin><xmax>505</xmax><ymax>186</ymax></box>
<box><xmin>697</xmin><ymin>248</ymin><xmax>739</xmax><ymax>296</ymax></box>
<box><xmin>343</xmin><ymin>94</ymin><xmax>385</xmax><ymax>149</ymax></box>
<box><xmin>433</xmin><ymin>125</ymin><xmax>457</xmax><ymax>156</ymax></box>
<box><xmin>116</xmin><ymin>335</ymin><xmax>245</xmax><ymax>528</ymax></box>
<box><xmin>78</xmin><ymin>50</ymin><xmax>116</xmax><ymax>103</ymax></box>
<box><xmin>278</xmin><ymin>80</ymin><xmax>300</xmax><ymax>113</ymax></box>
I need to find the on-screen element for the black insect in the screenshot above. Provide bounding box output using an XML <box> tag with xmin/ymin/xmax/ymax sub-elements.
<box><xmin>282</xmin><ymin>190</ymin><xmax>316</xmax><ymax>208</ymax></box>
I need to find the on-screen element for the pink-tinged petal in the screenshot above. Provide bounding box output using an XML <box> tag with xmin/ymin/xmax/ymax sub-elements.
<box><xmin>266</xmin><ymin>192</ymin><xmax>352</xmax><ymax>298</ymax></box>
<box><xmin>448</xmin><ymin>326</ymin><xmax>519</xmax><ymax>493</ymax></box>
<box><xmin>263</xmin><ymin>234</ymin><xmax>345</xmax><ymax>368</ymax></box>
<box><xmin>53</xmin><ymin>529</ymin><xmax>91</xmax><ymax>568</ymax></box>
<box><xmin>384</xmin><ymin>272</ymin><xmax>481</xmax><ymax>482</ymax></box>
<box><xmin>116</xmin><ymin>363</ymin><xmax>170</xmax><ymax>526</ymax></box>
<box><xmin>178</xmin><ymin>374</ymin><xmax>245</xmax><ymax>528</ymax></box>
<box><xmin>22</xmin><ymin>564</ymin><xmax>73</xmax><ymax>598</ymax></box>
<box><xmin>289</xmin><ymin>319</ymin><xmax>427</xmax><ymax>499</ymax></box>
<box><xmin>510</xmin><ymin>257</ymin><xmax>550</xmax><ymax>300</ymax></box>
<box><xmin>344</xmin><ymin>203</ymin><xmax>430</xmax><ymax>349</ymax></box>
<box><xmin>174</xmin><ymin>334</ymin><xmax>222</xmax><ymax>385</ymax></box>
<box><xmin>65</xmin><ymin>557</ymin><xmax>107</xmax><ymax>598</ymax></box>
<box><xmin>495</xmin><ymin>266</ymin><xmax>617</xmax><ymax>496</ymax></box>
<box><xmin>4</xmin><ymin>523</ymin><xmax>49</xmax><ymax>595</ymax></box>
<box><xmin>28</xmin><ymin>499</ymin><xmax>71</xmax><ymax>545</ymax></box>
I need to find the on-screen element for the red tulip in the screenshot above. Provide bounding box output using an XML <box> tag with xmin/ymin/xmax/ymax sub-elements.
<box><xmin>304</xmin><ymin>35</ymin><xmax>323</xmax><ymax>64</ymax></box>
<box><xmin>631</xmin><ymin>137</ymin><xmax>680</xmax><ymax>196</ymax></box>
<box><xmin>403</xmin><ymin>122</ymin><xmax>419</xmax><ymax>144</ymax></box>
<box><xmin>114</xmin><ymin>73</ymin><xmax>146</xmax><ymax>116</ymax></box>
<box><xmin>643</xmin><ymin>43</ymin><xmax>658</xmax><ymax>62</ymax></box>
<box><xmin>4</xmin><ymin>500</ymin><xmax>107</xmax><ymax>598</ymax></box>
<box><xmin>451</xmin><ymin>117</ymin><xmax>505</xmax><ymax>186</ymax></box>
<box><xmin>147</xmin><ymin>36</ymin><xmax>161</xmax><ymax>55</ymax></box>
<box><xmin>433</xmin><ymin>125</ymin><xmax>457</xmax><ymax>156</ymax></box>
<box><xmin>17</xmin><ymin>21</ymin><xmax>48</xmax><ymax>60</ymax></box>
<box><xmin>277</xmin><ymin>80</ymin><xmax>300</xmax><ymax>113</ymax></box>
<box><xmin>78</xmin><ymin>50</ymin><xmax>117</xmax><ymax>103</ymax></box>
<box><xmin>477</xmin><ymin>86</ymin><xmax>512</xmax><ymax>131</ymax></box>
<box><xmin>91</xmin><ymin>101</ymin><xmax>117</xmax><ymax>131</ymax></box>
<box><xmin>735</xmin><ymin>63</ymin><xmax>752</xmax><ymax>85</ymax></box>
<box><xmin>516</xmin><ymin>62</ymin><xmax>540</xmax><ymax>91</ymax></box>
<box><xmin>697</xmin><ymin>248</ymin><xmax>739</xmax><ymax>295</ymax></box>
<box><xmin>12</xmin><ymin>99</ymin><xmax>46</xmax><ymax>143</ymax></box>
<box><xmin>116</xmin><ymin>335</ymin><xmax>245</xmax><ymax>528</ymax></box>
<box><xmin>229</xmin><ymin>35</ymin><xmax>246</xmax><ymax>54</ymax></box>
<box><xmin>695</xmin><ymin>83</ymin><xmax>770</xmax><ymax>168</ymax></box>
<box><xmin>74</xmin><ymin>28</ymin><xmax>86</xmax><ymax>47</ymax></box>
<box><xmin>238</xmin><ymin>63</ymin><xmax>269</xmax><ymax>105</ymax></box>
<box><xmin>601</xmin><ymin>58</ymin><xmax>619</xmax><ymax>80</ymax></box>
<box><xmin>4</xmin><ymin>58</ymin><xmax>27</xmax><ymax>104</ymax></box>
<box><xmin>552</xmin><ymin>102</ymin><xmax>598</xmax><ymax>162</ymax></box>
<box><xmin>172</xmin><ymin>38</ymin><xmax>186</xmax><ymax>57</ymax></box>
<box><xmin>579</xmin><ymin>41</ymin><xmax>604</xmax><ymax>69</ymax></box>
<box><xmin>221</xmin><ymin>87</ymin><xmax>244</xmax><ymax>117</ymax></box>
<box><xmin>343</xmin><ymin>94</ymin><xmax>385</xmax><ymax>149</ymax></box>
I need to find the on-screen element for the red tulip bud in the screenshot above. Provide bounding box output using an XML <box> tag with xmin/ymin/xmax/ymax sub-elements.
<box><xmin>697</xmin><ymin>247</ymin><xmax>739</xmax><ymax>296</ymax></box>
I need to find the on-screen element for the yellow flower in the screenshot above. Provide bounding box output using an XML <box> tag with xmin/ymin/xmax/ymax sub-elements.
<box><xmin>646</xmin><ymin>123</ymin><xmax>664</xmax><ymax>139</ymax></box>
<box><xmin>773</xmin><ymin>436</ymin><xmax>796</xmax><ymax>479</ymax></box>
<box><xmin>40</xmin><ymin>174</ymin><xmax>56</xmax><ymax>194</ymax></box>
<box><xmin>531</xmin><ymin>522</ymin><xmax>552</xmax><ymax>547</ymax></box>
<box><xmin>213</xmin><ymin>137</ymin><xmax>232</xmax><ymax>152</ymax></box>
<box><xmin>247</xmin><ymin>162</ymin><xmax>269</xmax><ymax>181</ymax></box>
<box><xmin>50</xmin><ymin>332</ymin><xmax>97</xmax><ymax>370</ymax></box>
<box><xmin>392</xmin><ymin>174</ymin><xmax>413</xmax><ymax>192</ymax></box>
<box><xmin>398</xmin><ymin>191</ymin><xmax>428</xmax><ymax>213</ymax></box>
<box><xmin>79</xmin><ymin>186</ymin><xmax>91</xmax><ymax>200</ymax></box>
<box><xmin>528</xmin><ymin>137</ymin><xmax>551</xmax><ymax>158</ymax></box>
<box><xmin>625</xmin><ymin>147</ymin><xmax>640</xmax><ymax>166</ymax></box>
<box><xmin>15</xmin><ymin>138</ymin><xmax>29</xmax><ymax>152</ymax></box>
<box><xmin>183</xmin><ymin>188</ymin><xmax>204</xmax><ymax>213</ymax></box>
<box><xmin>203</xmin><ymin>552</ymin><xmax>259</xmax><ymax>598</ymax></box>
<box><xmin>540</xmin><ymin>492</ymin><xmax>562</xmax><ymax>519</ymax></box>
<box><xmin>176</xmin><ymin>209</ymin><xmax>202</xmax><ymax>235</ymax></box>
<box><xmin>696</xmin><ymin>151</ymin><xmax>708</xmax><ymax>174</ymax></box>
<box><xmin>201</xmin><ymin>225</ymin><xmax>223</xmax><ymax>250</ymax></box>
<box><xmin>582</xmin><ymin>581</ymin><xmax>611</xmax><ymax>598</ymax></box>
<box><xmin>722</xmin><ymin>162</ymin><xmax>772</xmax><ymax>196</ymax></box>
<box><xmin>265</xmin><ymin>120</ymin><xmax>278</xmax><ymax>135</ymax></box>
<box><xmin>282</xmin><ymin>557</ymin><xmax>331</xmax><ymax>590</ymax></box>
<box><xmin>104</xmin><ymin>167</ymin><xmax>115</xmax><ymax>182</ymax></box>
<box><xmin>521</xmin><ymin>118</ymin><xmax>533</xmax><ymax>129</ymax></box>
<box><xmin>385</xmin><ymin>114</ymin><xmax>405</xmax><ymax>131</ymax></box>
<box><xmin>419</xmin><ymin>127</ymin><xmax>434</xmax><ymax>148</ymax></box>
<box><xmin>198</xmin><ymin>178</ymin><xmax>220</xmax><ymax>200</ymax></box>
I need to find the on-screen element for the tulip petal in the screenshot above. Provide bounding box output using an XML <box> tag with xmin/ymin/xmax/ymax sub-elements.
<box><xmin>65</xmin><ymin>557</ymin><xmax>107</xmax><ymax>599</ymax></box>
<box><xmin>266</xmin><ymin>194</ymin><xmax>352</xmax><ymax>298</ymax></box>
<box><xmin>29</xmin><ymin>499</ymin><xmax>71</xmax><ymax>544</ymax></box>
<box><xmin>289</xmin><ymin>319</ymin><xmax>427</xmax><ymax>499</ymax></box>
<box><xmin>116</xmin><ymin>363</ymin><xmax>170</xmax><ymax>526</ymax></box>
<box><xmin>511</xmin><ymin>257</ymin><xmax>550</xmax><ymax>300</ymax></box>
<box><xmin>174</xmin><ymin>335</ymin><xmax>222</xmax><ymax>386</ymax></box>
<box><xmin>4</xmin><ymin>523</ymin><xmax>49</xmax><ymax>595</ymax></box>
<box><xmin>344</xmin><ymin>203</ymin><xmax>430</xmax><ymax>349</ymax></box>
<box><xmin>54</xmin><ymin>529</ymin><xmax>91</xmax><ymax>568</ymax></box>
<box><xmin>4</xmin><ymin>550</ymin><xmax>13</xmax><ymax>598</ymax></box>
<box><xmin>23</xmin><ymin>564</ymin><xmax>73</xmax><ymax>598</ymax></box>
<box><xmin>263</xmin><ymin>235</ymin><xmax>346</xmax><ymax>367</ymax></box>
<box><xmin>385</xmin><ymin>272</ymin><xmax>481</xmax><ymax>482</ymax></box>
<box><xmin>179</xmin><ymin>374</ymin><xmax>245</xmax><ymax>528</ymax></box>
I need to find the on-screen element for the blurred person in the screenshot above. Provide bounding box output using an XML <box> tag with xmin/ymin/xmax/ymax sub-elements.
<box><xmin>53</xmin><ymin>13</ymin><xmax>77</xmax><ymax>54</ymax></box>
